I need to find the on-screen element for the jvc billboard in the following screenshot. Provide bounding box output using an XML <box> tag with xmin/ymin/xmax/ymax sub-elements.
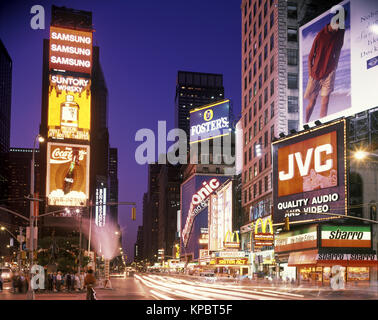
<box><xmin>272</xmin><ymin>120</ymin><xmax>347</xmax><ymax>225</ymax></box>
<box><xmin>189</xmin><ymin>100</ymin><xmax>231</xmax><ymax>144</ymax></box>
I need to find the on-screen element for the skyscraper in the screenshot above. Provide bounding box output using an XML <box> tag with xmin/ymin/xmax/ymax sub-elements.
<box><xmin>0</xmin><ymin>39</ymin><xmax>12</xmax><ymax>203</ymax></box>
<box><xmin>240</xmin><ymin>0</ymin><xmax>341</xmax><ymax>226</ymax></box>
<box><xmin>175</xmin><ymin>71</ymin><xmax>224</xmax><ymax>138</ymax></box>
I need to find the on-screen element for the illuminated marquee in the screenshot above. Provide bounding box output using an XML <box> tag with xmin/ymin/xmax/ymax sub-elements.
<box><xmin>182</xmin><ymin>178</ymin><xmax>221</xmax><ymax>247</ymax></box>
<box><xmin>49</xmin><ymin>26</ymin><xmax>93</xmax><ymax>74</ymax></box>
<box><xmin>224</xmin><ymin>231</ymin><xmax>240</xmax><ymax>249</ymax></box>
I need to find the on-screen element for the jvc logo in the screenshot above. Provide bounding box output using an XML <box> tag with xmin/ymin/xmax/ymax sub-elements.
<box><xmin>279</xmin><ymin>144</ymin><xmax>333</xmax><ymax>181</ymax></box>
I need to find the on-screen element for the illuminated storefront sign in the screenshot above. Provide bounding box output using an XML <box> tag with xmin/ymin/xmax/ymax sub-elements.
<box><xmin>210</xmin><ymin>258</ymin><xmax>248</xmax><ymax>266</ymax></box>
<box><xmin>274</xmin><ymin>225</ymin><xmax>317</xmax><ymax>253</ymax></box>
<box><xmin>47</xmin><ymin>74</ymin><xmax>91</xmax><ymax>141</ymax></box>
<box><xmin>320</xmin><ymin>225</ymin><xmax>372</xmax><ymax>248</ymax></box>
<box><xmin>189</xmin><ymin>100</ymin><xmax>231</xmax><ymax>144</ymax></box>
<box><xmin>216</xmin><ymin>251</ymin><xmax>247</xmax><ymax>258</ymax></box>
<box><xmin>49</xmin><ymin>26</ymin><xmax>93</xmax><ymax>74</ymax></box>
<box><xmin>272</xmin><ymin>120</ymin><xmax>347</xmax><ymax>224</ymax></box>
<box><xmin>46</xmin><ymin>142</ymin><xmax>90</xmax><ymax>207</ymax></box>
<box><xmin>224</xmin><ymin>231</ymin><xmax>240</xmax><ymax>249</ymax></box>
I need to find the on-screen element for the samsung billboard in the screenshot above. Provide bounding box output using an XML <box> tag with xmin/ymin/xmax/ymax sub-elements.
<box><xmin>189</xmin><ymin>100</ymin><xmax>231</xmax><ymax>144</ymax></box>
<box><xmin>299</xmin><ymin>0</ymin><xmax>378</xmax><ymax>127</ymax></box>
<box><xmin>272</xmin><ymin>120</ymin><xmax>347</xmax><ymax>225</ymax></box>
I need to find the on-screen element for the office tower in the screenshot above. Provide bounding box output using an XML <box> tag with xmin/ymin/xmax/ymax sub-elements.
<box><xmin>240</xmin><ymin>0</ymin><xmax>341</xmax><ymax>225</ymax></box>
<box><xmin>175</xmin><ymin>71</ymin><xmax>224</xmax><ymax>138</ymax></box>
<box><xmin>134</xmin><ymin>225</ymin><xmax>144</xmax><ymax>262</ymax></box>
<box><xmin>108</xmin><ymin>147</ymin><xmax>119</xmax><ymax>225</ymax></box>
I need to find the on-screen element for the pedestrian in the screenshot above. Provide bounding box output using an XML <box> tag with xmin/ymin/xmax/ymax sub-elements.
<box><xmin>56</xmin><ymin>271</ymin><xmax>62</xmax><ymax>291</ymax></box>
<box><xmin>79</xmin><ymin>272</ymin><xmax>85</xmax><ymax>291</ymax></box>
<box><xmin>53</xmin><ymin>272</ymin><xmax>57</xmax><ymax>292</ymax></box>
<box><xmin>84</xmin><ymin>269</ymin><xmax>96</xmax><ymax>300</ymax></box>
<box><xmin>66</xmin><ymin>272</ymin><xmax>71</xmax><ymax>292</ymax></box>
<box><xmin>48</xmin><ymin>273</ymin><xmax>53</xmax><ymax>291</ymax></box>
<box><xmin>75</xmin><ymin>273</ymin><xmax>80</xmax><ymax>291</ymax></box>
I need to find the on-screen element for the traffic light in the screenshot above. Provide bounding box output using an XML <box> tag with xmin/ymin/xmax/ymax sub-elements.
<box><xmin>131</xmin><ymin>207</ymin><xmax>136</xmax><ymax>220</ymax></box>
<box><xmin>284</xmin><ymin>217</ymin><xmax>290</xmax><ymax>231</ymax></box>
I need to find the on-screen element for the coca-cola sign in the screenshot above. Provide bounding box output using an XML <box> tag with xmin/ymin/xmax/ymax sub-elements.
<box><xmin>50</xmin><ymin>147</ymin><xmax>87</xmax><ymax>164</ymax></box>
<box><xmin>46</xmin><ymin>142</ymin><xmax>90</xmax><ymax>207</ymax></box>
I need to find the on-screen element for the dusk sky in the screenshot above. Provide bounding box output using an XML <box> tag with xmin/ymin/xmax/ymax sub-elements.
<box><xmin>0</xmin><ymin>0</ymin><xmax>241</xmax><ymax>261</ymax></box>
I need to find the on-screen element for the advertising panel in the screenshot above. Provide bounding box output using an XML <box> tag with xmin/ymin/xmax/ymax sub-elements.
<box><xmin>189</xmin><ymin>100</ymin><xmax>231</xmax><ymax>144</ymax></box>
<box><xmin>210</xmin><ymin>258</ymin><xmax>248</xmax><ymax>266</ymax></box>
<box><xmin>299</xmin><ymin>0</ymin><xmax>378</xmax><ymax>126</ymax></box>
<box><xmin>48</xmin><ymin>74</ymin><xmax>91</xmax><ymax>141</ymax></box>
<box><xmin>208</xmin><ymin>180</ymin><xmax>233</xmax><ymax>251</ymax></box>
<box><xmin>46</xmin><ymin>142</ymin><xmax>90</xmax><ymax>207</ymax></box>
<box><xmin>95</xmin><ymin>181</ymin><xmax>107</xmax><ymax>227</ymax></box>
<box><xmin>320</xmin><ymin>225</ymin><xmax>372</xmax><ymax>248</ymax></box>
<box><xmin>274</xmin><ymin>225</ymin><xmax>318</xmax><ymax>253</ymax></box>
<box><xmin>49</xmin><ymin>26</ymin><xmax>93</xmax><ymax>74</ymax></box>
<box><xmin>272</xmin><ymin>120</ymin><xmax>347</xmax><ymax>224</ymax></box>
<box><xmin>180</xmin><ymin>175</ymin><xmax>231</xmax><ymax>259</ymax></box>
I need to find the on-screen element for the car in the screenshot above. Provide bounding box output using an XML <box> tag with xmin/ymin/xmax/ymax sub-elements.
<box><xmin>200</xmin><ymin>272</ymin><xmax>217</xmax><ymax>282</ymax></box>
<box><xmin>0</xmin><ymin>268</ymin><xmax>12</xmax><ymax>282</ymax></box>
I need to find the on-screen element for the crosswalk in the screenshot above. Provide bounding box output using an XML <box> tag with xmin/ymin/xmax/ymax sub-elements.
<box><xmin>135</xmin><ymin>274</ymin><xmax>306</xmax><ymax>300</ymax></box>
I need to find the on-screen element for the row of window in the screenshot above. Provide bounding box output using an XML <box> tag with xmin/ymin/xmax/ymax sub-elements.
<box><xmin>244</xmin><ymin>125</ymin><xmax>274</xmax><ymax>165</ymax></box>
<box><xmin>243</xmin><ymin>173</ymin><xmax>271</xmax><ymax>204</ymax></box>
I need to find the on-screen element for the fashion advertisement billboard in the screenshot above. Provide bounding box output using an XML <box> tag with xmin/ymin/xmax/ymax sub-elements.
<box><xmin>272</xmin><ymin>120</ymin><xmax>347</xmax><ymax>224</ymax></box>
<box><xmin>299</xmin><ymin>0</ymin><xmax>378</xmax><ymax>126</ymax></box>
<box><xmin>46</xmin><ymin>142</ymin><xmax>90</xmax><ymax>207</ymax></box>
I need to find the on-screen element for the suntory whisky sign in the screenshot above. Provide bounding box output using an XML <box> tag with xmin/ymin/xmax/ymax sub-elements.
<box><xmin>49</xmin><ymin>26</ymin><xmax>93</xmax><ymax>75</ymax></box>
<box><xmin>48</xmin><ymin>74</ymin><xmax>91</xmax><ymax>141</ymax></box>
<box><xmin>46</xmin><ymin>142</ymin><xmax>90</xmax><ymax>207</ymax></box>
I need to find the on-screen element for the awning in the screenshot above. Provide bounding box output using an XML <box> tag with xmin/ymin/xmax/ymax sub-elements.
<box><xmin>288</xmin><ymin>250</ymin><xmax>378</xmax><ymax>267</ymax></box>
<box><xmin>288</xmin><ymin>249</ymin><xmax>318</xmax><ymax>266</ymax></box>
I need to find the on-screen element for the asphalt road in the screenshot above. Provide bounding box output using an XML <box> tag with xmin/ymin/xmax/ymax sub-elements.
<box><xmin>0</xmin><ymin>274</ymin><xmax>377</xmax><ymax>300</ymax></box>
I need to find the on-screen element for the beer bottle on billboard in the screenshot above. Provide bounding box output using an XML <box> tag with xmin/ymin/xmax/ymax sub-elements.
<box><xmin>61</xmin><ymin>94</ymin><xmax>79</xmax><ymax>128</ymax></box>
<box><xmin>63</xmin><ymin>149</ymin><xmax>79</xmax><ymax>194</ymax></box>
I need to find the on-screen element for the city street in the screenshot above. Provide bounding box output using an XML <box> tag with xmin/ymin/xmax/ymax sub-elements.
<box><xmin>0</xmin><ymin>274</ymin><xmax>377</xmax><ymax>300</ymax></box>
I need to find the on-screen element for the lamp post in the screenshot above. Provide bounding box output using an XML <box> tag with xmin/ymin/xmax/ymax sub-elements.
<box><xmin>27</xmin><ymin>134</ymin><xmax>44</xmax><ymax>300</ymax></box>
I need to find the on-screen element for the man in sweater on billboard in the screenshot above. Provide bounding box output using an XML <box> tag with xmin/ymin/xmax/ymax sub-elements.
<box><xmin>304</xmin><ymin>10</ymin><xmax>346</xmax><ymax>123</ymax></box>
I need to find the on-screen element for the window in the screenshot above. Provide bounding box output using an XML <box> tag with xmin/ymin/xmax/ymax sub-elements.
<box><xmin>264</xmin><ymin>176</ymin><xmax>269</xmax><ymax>192</ymax></box>
<box><xmin>259</xmin><ymin>95</ymin><xmax>262</xmax><ymax>110</ymax></box>
<box><xmin>244</xmin><ymin>151</ymin><xmax>247</xmax><ymax>165</ymax></box>
<box><xmin>264</xmin><ymin>109</ymin><xmax>268</xmax><ymax>125</ymax></box>
<box><xmin>287</xmin><ymin>27</ymin><xmax>298</xmax><ymax>42</ymax></box>
<box><xmin>287</xmin><ymin>48</ymin><xmax>298</xmax><ymax>65</ymax></box>
<box><xmin>264</xmin><ymin>23</ymin><xmax>268</xmax><ymax>39</ymax></box>
<box><xmin>264</xmin><ymin>65</ymin><xmax>268</xmax><ymax>82</ymax></box>
<box><xmin>270</xmin><ymin>56</ymin><xmax>274</xmax><ymax>73</ymax></box>
<box><xmin>244</xmin><ymin>4</ymin><xmax>247</xmax><ymax>16</ymax></box>
<box><xmin>244</xmin><ymin>76</ymin><xmax>247</xmax><ymax>90</ymax></box>
<box><xmin>249</xmin><ymin>32</ymin><xmax>252</xmax><ymax>46</ymax></box>
<box><xmin>258</xmin><ymin>12</ymin><xmax>262</xmax><ymax>27</ymax></box>
<box><xmin>271</xmin><ymin>102</ymin><xmax>274</xmax><ymax>118</ymax></box>
<box><xmin>254</xmin><ymin>22</ymin><xmax>257</xmax><ymax>36</ymax></box>
<box><xmin>249</xmin><ymin>69</ymin><xmax>252</xmax><ymax>83</ymax></box>
<box><xmin>270</xmin><ymin>79</ymin><xmax>274</xmax><ymax>96</ymax></box>
<box><xmin>253</xmin><ymin>3</ymin><xmax>257</xmax><ymax>16</ymax></box>
<box><xmin>249</xmin><ymin>167</ymin><xmax>252</xmax><ymax>181</ymax></box>
<box><xmin>264</xmin><ymin>44</ymin><xmax>268</xmax><ymax>60</ymax></box>
<box><xmin>253</xmin><ymin>142</ymin><xmax>257</xmax><ymax>157</ymax></box>
<box><xmin>258</xmin><ymin>33</ymin><xmax>262</xmax><ymax>47</ymax></box>
<box><xmin>253</xmin><ymin>184</ymin><xmax>257</xmax><ymax>198</ymax></box>
<box><xmin>249</xmin><ymin>187</ymin><xmax>252</xmax><ymax>201</ymax></box>
<box><xmin>253</xmin><ymin>62</ymin><xmax>257</xmax><ymax>76</ymax></box>
<box><xmin>249</xmin><ymin>127</ymin><xmax>252</xmax><ymax>141</ymax></box>
<box><xmin>288</xmin><ymin>120</ymin><xmax>298</xmax><ymax>132</ymax></box>
<box><xmin>248</xmin><ymin>107</ymin><xmax>252</xmax><ymax>122</ymax></box>
<box><xmin>244</xmin><ymin>39</ymin><xmax>248</xmax><ymax>53</ymax></box>
<box><xmin>259</xmin><ymin>116</ymin><xmax>262</xmax><ymax>131</ymax></box>
<box><xmin>244</xmin><ymin>171</ymin><xmax>247</xmax><ymax>183</ymax></box>
<box><xmin>287</xmin><ymin>2</ymin><xmax>298</xmax><ymax>19</ymax></box>
<box><xmin>249</xmin><ymin>50</ymin><xmax>252</xmax><ymax>64</ymax></box>
<box><xmin>249</xmin><ymin>146</ymin><xmax>252</xmax><ymax>161</ymax></box>
<box><xmin>264</xmin><ymin>2</ymin><xmax>268</xmax><ymax>17</ymax></box>
<box><xmin>249</xmin><ymin>12</ymin><xmax>252</xmax><ymax>25</ymax></box>
<box><xmin>254</xmin><ymin>163</ymin><xmax>258</xmax><ymax>176</ymax></box>
<box><xmin>264</xmin><ymin>87</ymin><xmax>268</xmax><ymax>103</ymax></box>
<box><xmin>254</xmin><ymin>102</ymin><xmax>257</xmax><ymax>116</ymax></box>
<box><xmin>270</xmin><ymin>11</ymin><xmax>274</xmax><ymax>28</ymax></box>
<box><xmin>254</xmin><ymin>42</ymin><xmax>257</xmax><ymax>55</ymax></box>
<box><xmin>249</xmin><ymin>88</ymin><xmax>252</xmax><ymax>102</ymax></box>
<box><xmin>258</xmin><ymin>54</ymin><xmax>262</xmax><ymax>68</ymax></box>
<box><xmin>244</xmin><ymin>95</ymin><xmax>247</xmax><ymax>110</ymax></box>
<box><xmin>244</xmin><ymin>58</ymin><xmax>248</xmax><ymax>72</ymax></box>
<box><xmin>264</xmin><ymin>131</ymin><xmax>268</xmax><ymax>147</ymax></box>
<box><xmin>253</xmin><ymin>121</ymin><xmax>257</xmax><ymax>136</ymax></box>
<box><xmin>270</xmin><ymin>34</ymin><xmax>274</xmax><ymax>51</ymax></box>
<box><xmin>244</xmin><ymin>190</ymin><xmax>247</xmax><ymax>203</ymax></box>
<box><xmin>259</xmin><ymin>74</ymin><xmax>262</xmax><ymax>89</ymax></box>
<box><xmin>244</xmin><ymin>132</ymin><xmax>248</xmax><ymax>145</ymax></box>
<box><xmin>288</xmin><ymin>96</ymin><xmax>299</xmax><ymax>113</ymax></box>
<box><xmin>288</xmin><ymin>73</ymin><xmax>298</xmax><ymax>89</ymax></box>
<box><xmin>264</xmin><ymin>153</ymin><xmax>268</xmax><ymax>168</ymax></box>
<box><xmin>244</xmin><ymin>22</ymin><xmax>247</xmax><ymax>35</ymax></box>
<box><xmin>253</xmin><ymin>82</ymin><xmax>257</xmax><ymax>96</ymax></box>
<box><xmin>270</xmin><ymin>125</ymin><xmax>275</xmax><ymax>141</ymax></box>
<box><xmin>258</xmin><ymin>180</ymin><xmax>262</xmax><ymax>195</ymax></box>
